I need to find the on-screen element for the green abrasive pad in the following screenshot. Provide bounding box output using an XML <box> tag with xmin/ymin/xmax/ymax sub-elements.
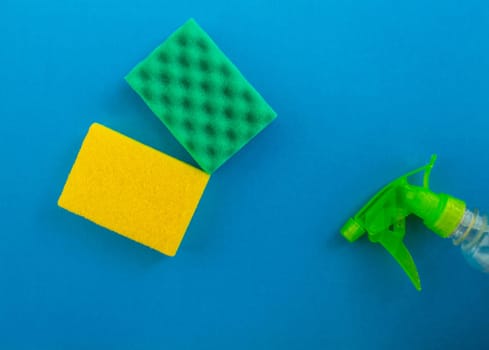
<box><xmin>125</xmin><ymin>19</ymin><xmax>277</xmax><ymax>174</ymax></box>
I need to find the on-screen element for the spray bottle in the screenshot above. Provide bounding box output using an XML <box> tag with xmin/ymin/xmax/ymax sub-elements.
<box><xmin>341</xmin><ymin>155</ymin><xmax>489</xmax><ymax>290</ymax></box>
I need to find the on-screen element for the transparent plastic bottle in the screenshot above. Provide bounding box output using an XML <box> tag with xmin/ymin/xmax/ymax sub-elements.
<box><xmin>450</xmin><ymin>209</ymin><xmax>489</xmax><ymax>272</ymax></box>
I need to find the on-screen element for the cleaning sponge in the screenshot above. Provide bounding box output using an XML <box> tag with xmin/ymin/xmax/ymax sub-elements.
<box><xmin>126</xmin><ymin>19</ymin><xmax>277</xmax><ymax>174</ymax></box>
<box><xmin>58</xmin><ymin>123</ymin><xmax>210</xmax><ymax>256</ymax></box>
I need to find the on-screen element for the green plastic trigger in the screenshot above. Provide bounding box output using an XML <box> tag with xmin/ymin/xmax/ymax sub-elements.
<box><xmin>341</xmin><ymin>155</ymin><xmax>466</xmax><ymax>291</ymax></box>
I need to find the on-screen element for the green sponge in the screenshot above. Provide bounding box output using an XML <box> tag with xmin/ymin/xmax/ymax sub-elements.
<box><xmin>125</xmin><ymin>19</ymin><xmax>277</xmax><ymax>174</ymax></box>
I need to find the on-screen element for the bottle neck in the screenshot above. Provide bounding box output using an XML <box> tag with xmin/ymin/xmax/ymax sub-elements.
<box><xmin>450</xmin><ymin>209</ymin><xmax>488</xmax><ymax>248</ymax></box>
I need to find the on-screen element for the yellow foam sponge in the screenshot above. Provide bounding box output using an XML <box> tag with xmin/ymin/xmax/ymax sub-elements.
<box><xmin>58</xmin><ymin>123</ymin><xmax>210</xmax><ymax>256</ymax></box>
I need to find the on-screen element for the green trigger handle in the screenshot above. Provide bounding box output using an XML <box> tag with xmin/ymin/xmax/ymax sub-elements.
<box><xmin>341</xmin><ymin>155</ymin><xmax>466</xmax><ymax>291</ymax></box>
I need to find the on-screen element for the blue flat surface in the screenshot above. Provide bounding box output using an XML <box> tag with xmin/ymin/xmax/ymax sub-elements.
<box><xmin>1</xmin><ymin>1</ymin><xmax>489</xmax><ymax>349</ymax></box>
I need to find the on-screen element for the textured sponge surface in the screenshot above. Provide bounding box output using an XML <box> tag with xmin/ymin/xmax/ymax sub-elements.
<box><xmin>126</xmin><ymin>19</ymin><xmax>277</xmax><ymax>174</ymax></box>
<box><xmin>58</xmin><ymin>123</ymin><xmax>210</xmax><ymax>256</ymax></box>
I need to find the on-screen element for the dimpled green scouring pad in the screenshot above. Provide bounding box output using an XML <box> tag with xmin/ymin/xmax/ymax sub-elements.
<box><xmin>125</xmin><ymin>19</ymin><xmax>277</xmax><ymax>174</ymax></box>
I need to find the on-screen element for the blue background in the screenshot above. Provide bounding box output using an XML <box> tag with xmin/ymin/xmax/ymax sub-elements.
<box><xmin>1</xmin><ymin>0</ymin><xmax>488</xmax><ymax>348</ymax></box>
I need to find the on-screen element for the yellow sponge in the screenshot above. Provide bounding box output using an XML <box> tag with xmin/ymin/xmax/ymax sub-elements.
<box><xmin>58</xmin><ymin>123</ymin><xmax>210</xmax><ymax>256</ymax></box>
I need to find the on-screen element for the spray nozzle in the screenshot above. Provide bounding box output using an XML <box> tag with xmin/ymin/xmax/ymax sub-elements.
<box><xmin>341</xmin><ymin>155</ymin><xmax>466</xmax><ymax>291</ymax></box>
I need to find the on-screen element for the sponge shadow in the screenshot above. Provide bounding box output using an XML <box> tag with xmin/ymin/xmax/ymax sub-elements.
<box><xmin>178</xmin><ymin>176</ymin><xmax>226</xmax><ymax>255</ymax></box>
<box><xmin>50</xmin><ymin>206</ymin><xmax>167</xmax><ymax>267</ymax></box>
